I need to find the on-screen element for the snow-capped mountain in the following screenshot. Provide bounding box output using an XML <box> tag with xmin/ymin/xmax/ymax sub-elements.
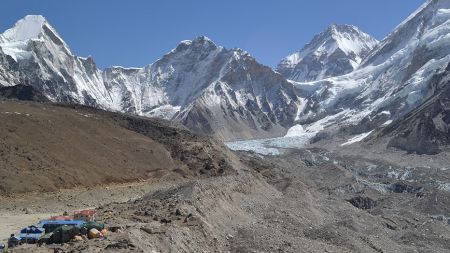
<box><xmin>293</xmin><ymin>0</ymin><xmax>450</xmax><ymax>143</ymax></box>
<box><xmin>0</xmin><ymin>16</ymin><xmax>301</xmax><ymax>141</ymax></box>
<box><xmin>0</xmin><ymin>15</ymin><xmax>112</xmax><ymax>107</ymax></box>
<box><xmin>277</xmin><ymin>24</ymin><xmax>378</xmax><ymax>82</ymax></box>
<box><xmin>104</xmin><ymin>37</ymin><xmax>301</xmax><ymax>140</ymax></box>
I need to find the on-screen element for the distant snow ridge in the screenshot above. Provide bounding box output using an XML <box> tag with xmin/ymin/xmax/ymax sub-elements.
<box><xmin>277</xmin><ymin>24</ymin><xmax>378</xmax><ymax>82</ymax></box>
<box><xmin>0</xmin><ymin>18</ymin><xmax>301</xmax><ymax>141</ymax></box>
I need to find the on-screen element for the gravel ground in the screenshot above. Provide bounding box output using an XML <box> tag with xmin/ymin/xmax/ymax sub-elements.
<box><xmin>7</xmin><ymin>147</ymin><xmax>450</xmax><ymax>252</ymax></box>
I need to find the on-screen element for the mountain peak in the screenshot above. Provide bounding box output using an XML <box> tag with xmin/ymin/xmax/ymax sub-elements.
<box><xmin>173</xmin><ymin>35</ymin><xmax>218</xmax><ymax>53</ymax></box>
<box><xmin>0</xmin><ymin>15</ymin><xmax>71</xmax><ymax>61</ymax></box>
<box><xmin>192</xmin><ymin>35</ymin><xmax>214</xmax><ymax>44</ymax></box>
<box><xmin>0</xmin><ymin>15</ymin><xmax>48</xmax><ymax>43</ymax></box>
<box><xmin>277</xmin><ymin>24</ymin><xmax>378</xmax><ymax>82</ymax></box>
<box><xmin>303</xmin><ymin>23</ymin><xmax>377</xmax><ymax>57</ymax></box>
<box><xmin>327</xmin><ymin>24</ymin><xmax>364</xmax><ymax>37</ymax></box>
<box><xmin>21</xmin><ymin>14</ymin><xmax>46</xmax><ymax>23</ymax></box>
<box><xmin>329</xmin><ymin>23</ymin><xmax>355</xmax><ymax>32</ymax></box>
<box><xmin>180</xmin><ymin>36</ymin><xmax>216</xmax><ymax>47</ymax></box>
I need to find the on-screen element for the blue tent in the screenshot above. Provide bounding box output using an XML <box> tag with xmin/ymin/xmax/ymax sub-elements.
<box><xmin>19</xmin><ymin>233</ymin><xmax>42</xmax><ymax>241</ymax></box>
<box><xmin>19</xmin><ymin>225</ymin><xmax>44</xmax><ymax>242</ymax></box>
<box><xmin>38</xmin><ymin>220</ymin><xmax>85</xmax><ymax>233</ymax></box>
<box><xmin>38</xmin><ymin>220</ymin><xmax>85</xmax><ymax>226</ymax></box>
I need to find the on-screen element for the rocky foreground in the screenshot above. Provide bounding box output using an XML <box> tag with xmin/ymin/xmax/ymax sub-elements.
<box><xmin>6</xmin><ymin>144</ymin><xmax>450</xmax><ymax>252</ymax></box>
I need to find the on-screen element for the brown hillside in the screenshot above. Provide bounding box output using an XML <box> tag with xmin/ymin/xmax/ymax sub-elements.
<box><xmin>0</xmin><ymin>101</ymin><xmax>233</xmax><ymax>195</ymax></box>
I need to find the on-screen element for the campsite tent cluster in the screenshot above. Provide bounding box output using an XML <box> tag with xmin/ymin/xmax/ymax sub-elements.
<box><xmin>7</xmin><ymin>210</ymin><xmax>108</xmax><ymax>249</ymax></box>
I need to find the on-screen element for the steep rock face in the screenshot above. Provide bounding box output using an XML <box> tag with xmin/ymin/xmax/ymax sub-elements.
<box><xmin>277</xmin><ymin>24</ymin><xmax>378</xmax><ymax>82</ymax></box>
<box><xmin>104</xmin><ymin>37</ymin><xmax>301</xmax><ymax>140</ymax></box>
<box><xmin>0</xmin><ymin>47</ymin><xmax>20</xmax><ymax>86</ymax></box>
<box><xmin>0</xmin><ymin>84</ymin><xmax>49</xmax><ymax>102</ymax></box>
<box><xmin>294</xmin><ymin>0</ymin><xmax>450</xmax><ymax>137</ymax></box>
<box><xmin>176</xmin><ymin>49</ymin><xmax>300</xmax><ymax>140</ymax></box>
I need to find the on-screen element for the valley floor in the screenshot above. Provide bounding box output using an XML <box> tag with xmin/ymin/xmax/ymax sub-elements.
<box><xmin>5</xmin><ymin>146</ymin><xmax>450</xmax><ymax>252</ymax></box>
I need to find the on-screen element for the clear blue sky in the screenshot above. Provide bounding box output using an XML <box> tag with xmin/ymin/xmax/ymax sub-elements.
<box><xmin>0</xmin><ymin>0</ymin><xmax>425</xmax><ymax>69</ymax></box>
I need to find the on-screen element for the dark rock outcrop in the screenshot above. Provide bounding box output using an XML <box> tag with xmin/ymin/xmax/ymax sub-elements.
<box><xmin>0</xmin><ymin>84</ymin><xmax>49</xmax><ymax>102</ymax></box>
<box><xmin>348</xmin><ymin>196</ymin><xmax>377</xmax><ymax>210</ymax></box>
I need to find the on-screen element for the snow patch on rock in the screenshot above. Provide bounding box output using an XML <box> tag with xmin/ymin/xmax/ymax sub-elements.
<box><xmin>341</xmin><ymin>131</ymin><xmax>374</xmax><ymax>146</ymax></box>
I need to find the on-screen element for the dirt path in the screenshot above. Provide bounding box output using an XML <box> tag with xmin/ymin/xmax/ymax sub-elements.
<box><xmin>0</xmin><ymin>213</ymin><xmax>59</xmax><ymax>243</ymax></box>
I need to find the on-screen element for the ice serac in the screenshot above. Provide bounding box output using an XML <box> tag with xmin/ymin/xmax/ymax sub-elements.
<box><xmin>370</xmin><ymin>62</ymin><xmax>450</xmax><ymax>155</ymax></box>
<box><xmin>295</xmin><ymin>0</ymin><xmax>450</xmax><ymax>139</ymax></box>
<box><xmin>104</xmin><ymin>36</ymin><xmax>301</xmax><ymax>141</ymax></box>
<box><xmin>0</xmin><ymin>15</ymin><xmax>113</xmax><ymax>107</ymax></box>
<box><xmin>277</xmin><ymin>24</ymin><xmax>378</xmax><ymax>82</ymax></box>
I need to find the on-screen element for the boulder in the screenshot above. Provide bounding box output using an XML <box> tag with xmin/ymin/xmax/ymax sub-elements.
<box><xmin>88</xmin><ymin>228</ymin><xmax>100</xmax><ymax>239</ymax></box>
<box><xmin>73</xmin><ymin>235</ymin><xmax>84</xmax><ymax>242</ymax></box>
